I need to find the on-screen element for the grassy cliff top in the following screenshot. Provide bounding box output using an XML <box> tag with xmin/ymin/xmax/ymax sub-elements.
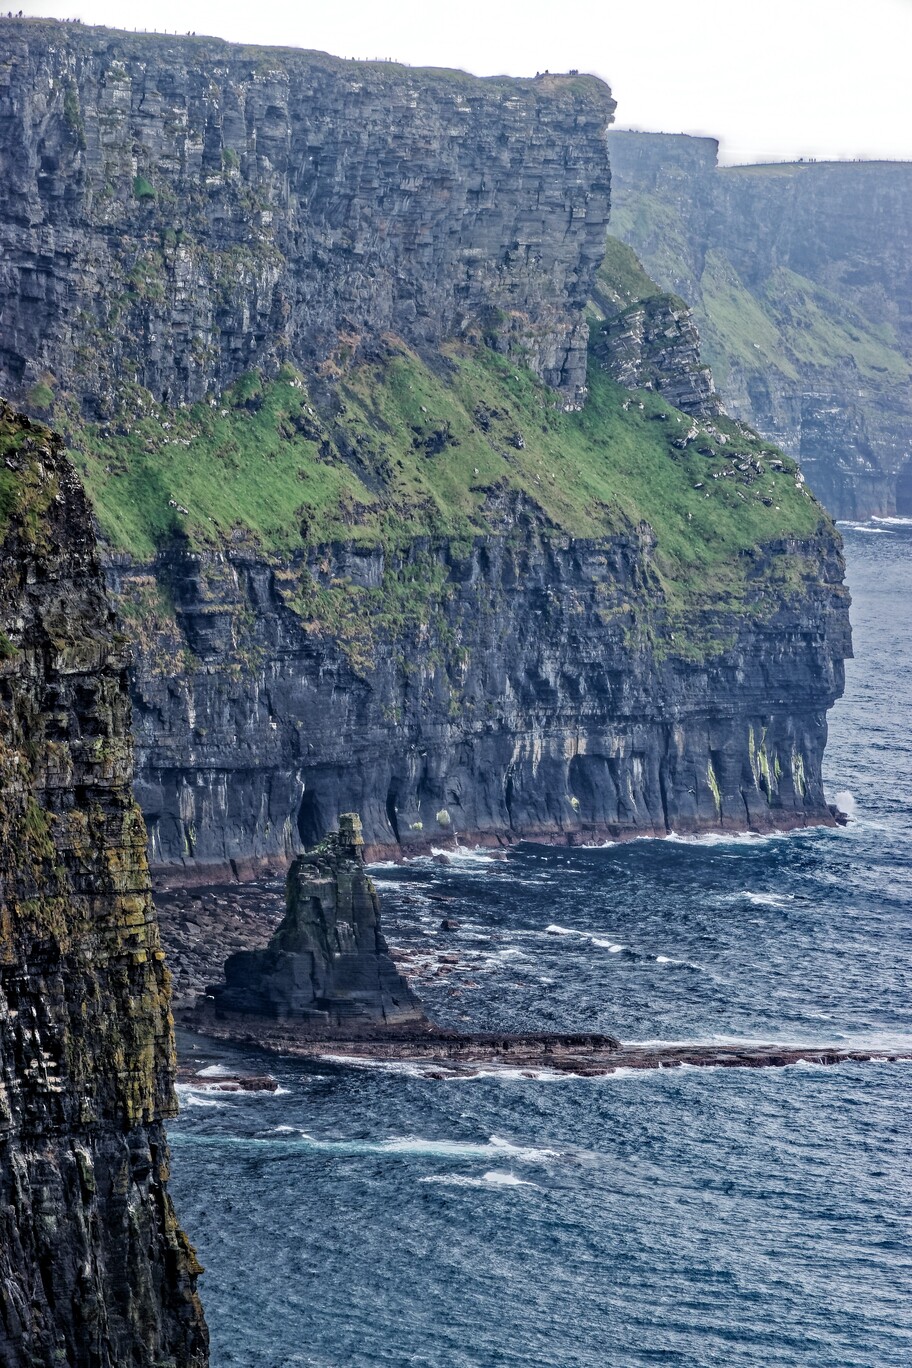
<box><xmin>66</xmin><ymin>336</ymin><xmax>823</xmax><ymax>621</ymax></box>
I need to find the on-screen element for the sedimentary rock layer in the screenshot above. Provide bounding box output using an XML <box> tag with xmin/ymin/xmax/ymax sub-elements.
<box><xmin>0</xmin><ymin>401</ymin><xmax>207</xmax><ymax>1366</ymax></box>
<box><xmin>212</xmin><ymin>815</ymin><xmax>426</xmax><ymax>1026</ymax></box>
<box><xmin>113</xmin><ymin>520</ymin><xmax>850</xmax><ymax>882</ymax></box>
<box><xmin>0</xmin><ymin>18</ymin><xmax>613</xmax><ymax>410</ymax></box>
<box><xmin>607</xmin><ymin>130</ymin><xmax>912</xmax><ymax>517</ymax></box>
<box><xmin>0</xmin><ymin>21</ymin><xmax>852</xmax><ymax>883</ymax></box>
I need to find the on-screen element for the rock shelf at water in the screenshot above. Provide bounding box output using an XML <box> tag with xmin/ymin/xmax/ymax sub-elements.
<box><xmin>181</xmin><ymin>816</ymin><xmax>910</xmax><ymax>1080</ymax></box>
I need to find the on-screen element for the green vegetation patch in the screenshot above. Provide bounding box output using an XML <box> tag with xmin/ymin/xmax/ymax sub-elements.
<box><xmin>763</xmin><ymin>267</ymin><xmax>910</xmax><ymax>383</ymax></box>
<box><xmin>68</xmin><ymin>339</ymin><xmax>822</xmax><ymax>641</ymax></box>
<box><xmin>590</xmin><ymin>237</ymin><xmax>662</xmax><ymax>315</ymax></box>
<box><xmin>0</xmin><ymin>406</ymin><xmax>60</xmax><ymax>548</ymax></box>
<box><xmin>700</xmin><ymin>249</ymin><xmax>798</xmax><ymax>381</ymax></box>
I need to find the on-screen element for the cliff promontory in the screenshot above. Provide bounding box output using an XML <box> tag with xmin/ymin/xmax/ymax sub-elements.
<box><xmin>0</xmin><ymin>21</ymin><xmax>851</xmax><ymax>881</ymax></box>
<box><xmin>607</xmin><ymin>130</ymin><xmax>912</xmax><ymax>518</ymax></box>
<box><xmin>0</xmin><ymin>400</ymin><xmax>207</xmax><ymax>1366</ymax></box>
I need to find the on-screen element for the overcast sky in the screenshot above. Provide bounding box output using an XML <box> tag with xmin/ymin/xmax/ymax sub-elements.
<box><xmin>16</xmin><ymin>0</ymin><xmax>912</xmax><ymax>163</ymax></box>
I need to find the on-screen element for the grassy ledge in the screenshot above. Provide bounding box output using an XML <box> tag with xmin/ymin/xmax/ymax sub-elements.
<box><xmin>62</xmin><ymin>337</ymin><xmax>826</xmax><ymax>662</ymax></box>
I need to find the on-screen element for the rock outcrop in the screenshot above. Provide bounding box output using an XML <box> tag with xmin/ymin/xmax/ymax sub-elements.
<box><xmin>590</xmin><ymin>241</ymin><xmax>722</xmax><ymax>416</ymax></box>
<box><xmin>0</xmin><ymin>401</ymin><xmax>207</xmax><ymax>1367</ymax></box>
<box><xmin>607</xmin><ymin>130</ymin><xmax>912</xmax><ymax>518</ymax></box>
<box><xmin>210</xmin><ymin>815</ymin><xmax>426</xmax><ymax>1028</ymax></box>
<box><xmin>0</xmin><ymin>18</ymin><xmax>613</xmax><ymax>411</ymax></box>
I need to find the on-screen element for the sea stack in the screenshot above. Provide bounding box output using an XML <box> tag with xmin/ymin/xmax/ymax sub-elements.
<box><xmin>210</xmin><ymin>815</ymin><xmax>427</xmax><ymax>1029</ymax></box>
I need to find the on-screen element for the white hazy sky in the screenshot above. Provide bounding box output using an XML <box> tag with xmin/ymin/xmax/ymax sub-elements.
<box><xmin>15</xmin><ymin>0</ymin><xmax>912</xmax><ymax>163</ymax></box>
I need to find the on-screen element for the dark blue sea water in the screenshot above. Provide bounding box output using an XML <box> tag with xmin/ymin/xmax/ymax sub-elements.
<box><xmin>170</xmin><ymin>523</ymin><xmax>912</xmax><ymax>1368</ymax></box>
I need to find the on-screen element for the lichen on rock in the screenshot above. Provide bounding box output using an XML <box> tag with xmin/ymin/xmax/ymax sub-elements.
<box><xmin>0</xmin><ymin>401</ymin><xmax>207</xmax><ymax>1367</ymax></box>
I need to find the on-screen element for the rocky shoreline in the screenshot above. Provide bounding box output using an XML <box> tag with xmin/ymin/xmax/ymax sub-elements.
<box><xmin>176</xmin><ymin>1016</ymin><xmax>912</xmax><ymax>1081</ymax></box>
<box><xmin>168</xmin><ymin>815</ymin><xmax>903</xmax><ymax>1085</ymax></box>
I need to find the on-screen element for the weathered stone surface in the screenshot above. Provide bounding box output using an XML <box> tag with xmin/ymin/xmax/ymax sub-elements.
<box><xmin>0</xmin><ymin>401</ymin><xmax>207</xmax><ymax>1367</ymax></box>
<box><xmin>114</xmin><ymin>522</ymin><xmax>850</xmax><ymax>882</ymax></box>
<box><xmin>0</xmin><ymin>21</ymin><xmax>852</xmax><ymax>884</ymax></box>
<box><xmin>209</xmin><ymin>815</ymin><xmax>426</xmax><ymax>1028</ymax></box>
<box><xmin>607</xmin><ymin>130</ymin><xmax>912</xmax><ymax>517</ymax></box>
<box><xmin>591</xmin><ymin>292</ymin><xmax>723</xmax><ymax>417</ymax></box>
<box><xmin>0</xmin><ymin>18</ymin><xmax>613</xmax><ymax>411</ymax></box>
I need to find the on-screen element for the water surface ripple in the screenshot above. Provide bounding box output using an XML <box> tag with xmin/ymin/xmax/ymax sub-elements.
<box><xmin>170</xmin><ymin>527</ymin><xmax>912</xmax><ymax>1367</ymax></box>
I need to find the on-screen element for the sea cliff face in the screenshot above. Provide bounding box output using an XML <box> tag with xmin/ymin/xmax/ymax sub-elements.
<box><xmin>0</xmin><ymin>401</ymin><xmax>207</xmax><ymax>1366</ymax></box>
<box><xmin>110</xmin><ymin>511</ymin><xmax>849</xmax><ymax>880</ymax></box>
<box><xmin>607</xmin><ymin>131</ymin><xmax>912</xmax><ymax>518</ymax></box>
<box><xmin>0</xmin><ymin>18</ymin><xmax>612</xmax><ymax>410</ymax></box>
<box><xmin>0</xmin><ymin>21</ymin><xmax>851</xmax><ymax>883</ymax></box>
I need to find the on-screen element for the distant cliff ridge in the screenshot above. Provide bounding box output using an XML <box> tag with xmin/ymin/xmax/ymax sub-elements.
<box><xmin>607</xmin><ymin>130</ymin><xmax>912</xmax><ymax>518</ymax></box>
<box><xmin>0</xmin><ymin>19</ymin><xmax>613</xmax><ymax>412</ymax></box>
<box><xmin>0</xmin><ymin>402</ymin><xmax>207</xmax><ymax>1365</ymax></box>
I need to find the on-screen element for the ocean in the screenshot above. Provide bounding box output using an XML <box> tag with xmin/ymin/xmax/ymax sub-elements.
<box><xmin>169</xmin><ymin>521</ymin><xmax>912</xmax><ymax>1367</ymax></box>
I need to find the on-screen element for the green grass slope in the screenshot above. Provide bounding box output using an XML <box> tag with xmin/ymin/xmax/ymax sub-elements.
<box><xmin>64</xmin><ymin>333</ymin><xmax>822</xmax><ymax>642</ymax></box>
<box><xmin>608</xmin><ymin>191</ymin><xmax>911</xmax><ymax>409</ymax></box>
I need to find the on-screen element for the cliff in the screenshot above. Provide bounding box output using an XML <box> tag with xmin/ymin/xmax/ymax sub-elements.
<box><xmin>0</xmin><ymin>401</ymin><xmax>207</xmax><ymax>1366</ymax></box>
<box><xmin>590</xmin><ymin>238</ymin><xmax>723</xmax><ymax>417</ymax></box>
<box><xmin>105</xmin><ymin>353</ymin><xmax>848</xmax><ymax>878</ymax></box>
<box><xmin>607</xmin><ymin>131</ymin><xmax>912</xmax><ymax>518</ymax></box>
<box><xmin>0</xmin><ymin>21</ymin><xmax>851</xmax><ymax>880</ymax></box>
<box><xmin>0</xmin><ymin>18</ymin><xmax>612</xmax><ymax>410</ymax></box>
<box><xmin>211</xmin><ymin>814</ymin><xmax>426</xmax><ymax>1026</ymax></box>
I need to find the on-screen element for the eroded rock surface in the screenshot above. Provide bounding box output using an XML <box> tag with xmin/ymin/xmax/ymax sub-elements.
<box><xmin>208</xmin><ymin>816</ymin><xmax>426</xmax><ymax>1028</ymax></box>
<box><xmin>0</xmin><ymin>18</ymin><xmax>613</xmax><ymax>410</ymax></box>
<box><xmin>124</xmin><ymin>523</ymin><xmax>850</xmax><ymax>881</ymax></box>
<box><xmin>0</xmin><ymin>401</ymin><xmax>207</xmax><ymax>1367</ymax></box>
<box><xmin>607</xmin><ymin>130</ymin><xmax>912</xmax><ymax>517</ymax></box>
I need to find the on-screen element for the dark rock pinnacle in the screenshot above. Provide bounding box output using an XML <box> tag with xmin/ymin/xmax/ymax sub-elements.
<box><xmin>208</xmin><ymin>815</ymin><xmax>427</xmax><ymax>1028</ymax></box>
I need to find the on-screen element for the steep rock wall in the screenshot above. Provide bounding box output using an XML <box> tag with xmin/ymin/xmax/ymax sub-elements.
<box><xmin>0</xmin><ymin>18</ymin><xmax>613</xmax><ymax>411</ymax></box>
<box><xmin>607</xmin><ymin>131</ymin><xmax>912</xmax><ymax>517</ymax></box>
<box><xmin>0</xmin><ymin>21</ymin><xmax>851</xmax><ymax>885</ymax></box>
<box><xmin>109</xmin><ymin>518</ymin><xmax>849</xmax><ymax>883</ymax></box>
<box><xmin>0</xmin><ymin>402</ymin><xmax>207</xmax><ymax>1366</ymax></box>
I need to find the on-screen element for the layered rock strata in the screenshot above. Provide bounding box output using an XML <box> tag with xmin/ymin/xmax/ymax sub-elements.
<box><xmin>0</xmin><ymin>401</ymin><xmax>207</xmax><ymax>1367</ymax></box>
<box><xmin>0</xmin><ymin>18</ymin><xmax>613</xmax><ymax>410</ymax></box>
<box><xmin>117</xmin><ymin>520</ymin><xmax>850</xmax><ymax>882</ymax></box>
<box><xmin>209</xmin><ymin>815</ymin><xmax>426</xmax><ymax>1028</ymax></box>
<box><xmin>607</xmin><ymin>130</ymin><xmax>912</xmax><ymax>517</ymax></box>
<box><xmin>0</xmin><ymin>20</ymin><xmax>852</xmax><ymax>882</ymax></box>
<box><xmin>591</xmin><ymin>292</ymin><xmax>723</xmax><ymax>417</ymax></box>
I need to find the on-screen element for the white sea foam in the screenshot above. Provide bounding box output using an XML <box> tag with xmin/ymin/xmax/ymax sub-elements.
<box><xmin>445</xmin><ymin>1066</ymin><xmax>576</xmax><ymax>1083</ymax></box>
<box><xmin>546</xmin><ymin>924</ymin><xmax>626</xmax><ymax>952</ymax></box>
<box><xmin>871</xmin><ymin>515</ymin><xmax>912</xmax><ymax>526</ymax></box>
<box><xmin>175</xmin><ymin>1084</ymin><xmax>227</xmax><ymax>1109</ymax></box>
<box><xmin>265</xmin><ymin>1131</ymin><xmax>560</xmax><ymax>1162</ymax></box>
<box><xmin>320</xmin><ymin>1054</ymin><xmax>434</xmax><ymax>1079</ymax></box>
<box><xmin>743</xmin><ymin>891</ymin><xmax>795</xmax><ymax>908</ymax></box>
<box><xmin>664</xmin><ymin>828</ymin><xmax>801</xmax><ymax>847</ymax></box>
<box><xmin>833</xmin><ymin>789</ymin><xmax>858</xmax><ymax>818</ymax></box>
<box><xmin>196</xmin><ymin>1063</ymin><xmax>237</xmax><ymax>1077</ymax></box>
<box><xmin>419</xmin><ymin>1170</ymin><xmax>540</xmax><ymax>1189</ymax></box>
<box><xmin>429</xmin><ymin>845</ymin><xmax>506</xmax><ymax>867</ymax></box>
<box><xmin>837</xmin><ymin>521</ymin><xmax>892</xmax><ymax>535</ymax></box>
